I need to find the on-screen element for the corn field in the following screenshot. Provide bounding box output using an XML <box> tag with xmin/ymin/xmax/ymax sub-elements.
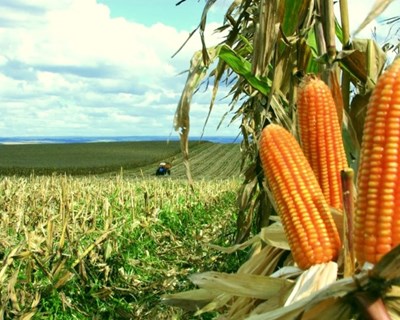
<box><xmin>0</xmin><ymin>175</ymin><xmax>243</xmax><ymax>319</ymax></box>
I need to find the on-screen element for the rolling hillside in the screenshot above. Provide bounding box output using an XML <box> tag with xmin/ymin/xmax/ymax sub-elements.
<box><xmin>0</xmin><ymin>141</ymin><xmax>242</xmax><ymax>179</ymax></box>
<box><xmin>128</xmin><ymin>142</ymin><xmax>242</xmax><ymax>179</ymax></box>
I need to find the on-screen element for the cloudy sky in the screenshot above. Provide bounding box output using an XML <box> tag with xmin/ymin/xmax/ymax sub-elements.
<box><xmin>0</xmin><ymin>0</ymin><xmax>398</xmax><ymax>138</ymax></box>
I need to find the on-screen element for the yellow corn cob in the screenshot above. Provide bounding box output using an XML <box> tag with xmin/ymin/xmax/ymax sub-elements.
<box><xmin>354</xmin><ymin>58</ymin><xmax>400</xmax><ymax>265</ymax></box>
<box><xmin>297</xmin><ymin>77</ymin><xmax>348</xmax><ymax>210</ymax></box>
<box><xmin>259</xmin><ymin>124</ymin><xmax>341</xmax><ymax>269</ymax></box>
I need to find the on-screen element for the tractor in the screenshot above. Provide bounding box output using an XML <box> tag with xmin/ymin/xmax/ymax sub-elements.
<box><xmin>155</xmin><ymin>162</ymin><xmax>172</xmax><ymax>176</ymax></box>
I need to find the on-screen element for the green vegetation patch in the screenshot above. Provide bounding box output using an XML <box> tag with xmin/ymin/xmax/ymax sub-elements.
<box><xmin>0</xmin><ymin>141</ymin><xmax>242</xmax><ymax>179</ymax></box>
<box><xmin>0</xmin><ymin>141</ymin><xmax>187</xmax><ymax>175</ymax></box>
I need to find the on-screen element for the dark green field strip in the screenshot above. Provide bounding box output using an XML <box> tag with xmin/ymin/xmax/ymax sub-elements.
<box><xmin>0</xmin><ymin>140</ymin><xmax>242</xmax><ymax>178</ymax></box>
<box><xmin>0</xmin><ymin>141</ymin><xmax>185</xmax><ymax>175</ymax></box>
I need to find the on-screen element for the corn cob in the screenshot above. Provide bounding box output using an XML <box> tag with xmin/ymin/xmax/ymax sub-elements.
<box><xmin>297</xmin><ymin>77</ymin><xmax>348</xmax><ymax>210</ymax></box>
<box><xmin>259</xmin><ymin>124</ymin><xmax>341</xmax><ymax>269</ymax></box>
<box><xmin>354</xmin><ymin>58</ymin><xmax>400</xmax><ymax>265</ymax></box>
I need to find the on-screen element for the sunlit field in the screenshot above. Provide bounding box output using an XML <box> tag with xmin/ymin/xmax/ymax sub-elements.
<box><xmin>0</xmin><ymin>142</ymin><xmax>245</xmax><ymax>319</ymax></box>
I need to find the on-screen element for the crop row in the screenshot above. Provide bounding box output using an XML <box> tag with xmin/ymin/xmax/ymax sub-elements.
<box><xmin>130</xmin><ymin>143</ymin><xmax>242</xmax><ymax>179</ymax></box>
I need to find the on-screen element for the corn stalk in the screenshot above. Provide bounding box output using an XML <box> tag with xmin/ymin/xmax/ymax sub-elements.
<box><xmin>174</xmin><ymin>0</ymin><xmax>395</xmax><ymax>241</ymax></box>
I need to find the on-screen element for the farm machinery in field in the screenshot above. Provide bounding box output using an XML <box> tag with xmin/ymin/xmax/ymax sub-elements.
<box><xmin>155</xmin><ymin>162</ymin><xmax>172</xmax><ymax>176</ymax></box>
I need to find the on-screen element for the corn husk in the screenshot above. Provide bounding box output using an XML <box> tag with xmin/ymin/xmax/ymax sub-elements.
<box><xmin>163</xmin><ymin>227</ymin><xmax>400</xmax><ymax>319</ymax></box>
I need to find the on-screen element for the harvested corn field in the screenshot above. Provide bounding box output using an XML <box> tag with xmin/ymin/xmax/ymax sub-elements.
<box><xmin>0</xmin><ymin>175</ymin><xmax>246</xmax><ymax>319</ymax></box>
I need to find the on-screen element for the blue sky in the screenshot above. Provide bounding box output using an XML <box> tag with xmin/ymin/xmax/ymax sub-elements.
<box><xmin>0</xmin><ymin>0</ymin><xmax>398</xmax><ymax>138</ymax></box>
<box><xmin>97</xmin><ymin>0</ymin><xmax>215</xmax><ymax>30</ymax></box>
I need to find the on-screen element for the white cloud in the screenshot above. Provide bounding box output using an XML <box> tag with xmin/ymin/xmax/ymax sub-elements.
<box><xmin>1</xmin><ymin>0</ymin><xmax>396</xmax><ymax>138</ymax></box>
<box><xmin>0</xmin><ymin>0</ymin><xmax>236</xmax><ymax>138</ymax></box>
<box><xmin>335</xmin><ymin>0</ymin><xmax>400</xmax><ymax>40</ymax></box>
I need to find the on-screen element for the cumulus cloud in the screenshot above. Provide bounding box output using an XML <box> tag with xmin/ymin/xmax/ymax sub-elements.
<box><xmin>0</xmin><ymin>0</ymin><xmax>397</xmax><ymax>138</ymax></box>
<box><xmin>0</xmin><ymin>0</ymin><xmax>234</xmax><ymax>137</ymax></box>
<box><xmin>335</xmin><ymin>0</ymin><xmax>400</xmax><ymax>41</ymax></box>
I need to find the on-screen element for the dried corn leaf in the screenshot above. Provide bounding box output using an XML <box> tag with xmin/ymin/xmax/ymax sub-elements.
<box><xmin>46</xmin><ymin>218</ymin><xmax>54</xmax><ymax>254</ymax></box>
<box><xmin>190</xmin><ymin>271</ymin><xmax>293</xmax><ymax>300</ymax></box>
<box><xmin>224</xmin><ymin>246</ymin><xmax>296</xmax><ymax>319</ymax></box>
<box><xmin>20</xmin><ymin>312</ymin><xmax>36</xmax><ymax>320</ymax></box>
<box><xmin>235</xmin><ymin>177</ymin><xmax>259</xmax><ymax>243</ymax></box>
<box><xmin>353</xmin><ymin>0</ymin><xmax>395</xmax><ymax>36</ymax></box>
<box><xmin>210</xmin><ymin>221</ymin><xmax>289</xmax><ymax>254</ymax></box>
<box><xmin>8</xmin><ymin>268</ymin><xmax>20</xmax><ymax>312</ymax></box>
<box><xmin>387</xmin><ymin>286</ymin><xmax>400</xmax><ymax>298</ymax></box>
<box><xmin>250</xmin><ymin>295</ymin><xmax>285</xmax><ymax>316</ymax></box>
<box><xmin>246</xmin><ymin>274</ymin><xmax>357</xmax><ymax>320</ymax></box>
<box><xmin>301</xmin><ymin>297</ymin><xmax>352</xmax><ymax>320</ymax></box>
<box><xmin>209</xmin><ymin>232</ymin><xmax>264</xmax><ymax>254</ymax></box>
<box><xmin>11</xmin><ymin>251</ymin><xmax>31</xmax><ymax>259</ymax></box>
<box><xmin>54</xmin><ymin>271</ymin><xmax>74</xmax><ymax>289</ymax></box>
<box><xmin>349</xmin><ymin>92</ymin><xmax>371</xmax><ymax>146</ymax></box>
<box><xmin>174</xmin><ymin>47</ymin><xmax>219</xmax><ymax>185</ymax></box>
<box><xmin>328</xmin><ymin>66</ymin><xmax>344</xmax><ymax>125</ymax></box>
<box><xmin>284</xmin><ymin>262</ymin><xmax>338</xmax><ymax>306</ymax></box>
<box><xmin>270</xmin><ymin>266</ymin><xmax>302</xmax><ymax>279</ymax></box>
<box><xmin>259</xmin><ymin>224</ymin><xmax>290</xmax><ymax>250</ymax></box>
<box><xmin>371</xmin><ymin>244</ymin><xmax>400</xmax><ymax>281</ymax></box>
<box><xmin>161</xmin><ymin>288</ymin><xmax>221</xmax><ymax>311</ymax></box>
<box><xmin>237</xmin><ymin>245</ymin><xmax>286</xmax><ymax>276</ymax></box>
<box><xmin>31</xmin><ymin>292</ymin><xmax>41</xmax><ymax>308</ymax></box>
<box><xmin>70</xmin><ymin>229</ymin><xmax>114</xmax><ymax>269</ymax></box>
<box><xmin>51</xmin><ymin>257</ymin><xmax>68</xmax><ymax>278</ymax></box>
<box><xmin>385</xmin><ymin>299</ymin><xmax>400</xmax><ymax>319</ymax></box>
<box><xmin>225</xmin><ymin>297</ymin><xmax>260</xmax><ymax>320</ymax></box>
<box><xmin>201</xmin><ymin>59</ymin><xmax>227</xmax><ymax>137</ymax></box>
<box><xmin>91</xmin><ymin>287</ymin><xmax>113</xmax><ymax>299</ymax></box>
<box><xmin>338</xmin><ymin>39</ymin><xmax>386</xmax><ymax>89</ymax></box>
<box><xmin>0</xmin><ymin>245</ymin><xmax>20</xmax><ymax>284</ymax></box>
<box><xmin>195</xmin><ymin>293</ymin><xmax>232</xmax><ymax>315</ymax></box>
<box><xmin>330</xmin><ymin>207</ymin><xmax>344</xmax><ymax>239</ymax></box>
<box><xmin>252</xmin><ymin>0</ymin><xmax>282</xmax><ymax>78</ymax></box>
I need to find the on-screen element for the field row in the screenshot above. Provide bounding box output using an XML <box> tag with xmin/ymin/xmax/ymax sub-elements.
<box><xmin>129</xmin><ymin>142</ymin><xmax>242</xmax><ymax>179</ymax></box>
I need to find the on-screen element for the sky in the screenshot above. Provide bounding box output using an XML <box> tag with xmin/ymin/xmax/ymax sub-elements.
<box><xmin>0</xmin><ymin>0</ymin><xmax>398</xmax><ymax>138</ymax></box>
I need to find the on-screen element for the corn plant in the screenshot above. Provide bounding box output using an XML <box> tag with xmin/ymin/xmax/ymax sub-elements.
<box><xmin>174</xmin><ymin>0</ymin><xmax>393</xmax><ymax>240</ymax></box>
<box><xmin>167</xmin><ymin>0</ymin><xmax>400</xmax><ymax>318</ymax></box>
